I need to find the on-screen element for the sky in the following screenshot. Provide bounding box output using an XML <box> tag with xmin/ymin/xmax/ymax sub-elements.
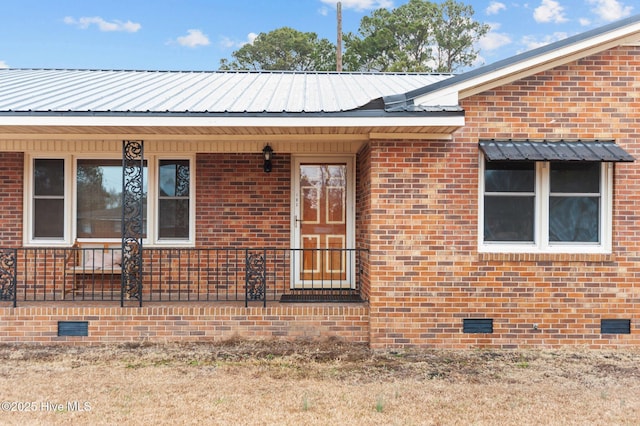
<box><xmin>0</xmin><ymin>0</ymin><xmax>636</xmax><ymax>72</ymax></box>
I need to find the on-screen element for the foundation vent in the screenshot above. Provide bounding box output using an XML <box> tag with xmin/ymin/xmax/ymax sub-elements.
<box><xmin>601</xmin><ymin>319</ymin><xmax>631</xmax><ymax>334</ymax></box>
<box><xmin>463</xmin><ymin>318</ymin><xmax>493</xmax><ymax>334</ymax></box>
<box><xmin>58</xmin><ymin>321</ymin><xmax>89</xmax><ymax>337</ymax></box>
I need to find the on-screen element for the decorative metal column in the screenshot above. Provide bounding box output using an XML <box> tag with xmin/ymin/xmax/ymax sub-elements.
<box><xmin>0</xmin><ymin>249</ymin><xmax>16</xmax><ymax>307</ymax></box>
<box><xmin>122</xmin><ymin>140</ymin><xmax>144</xmax><ymax>306</ymax></box>
<box><xmin>245</xmin><ymin>249</ymin><xmax>266</xmax><ymax>307</ymax></box>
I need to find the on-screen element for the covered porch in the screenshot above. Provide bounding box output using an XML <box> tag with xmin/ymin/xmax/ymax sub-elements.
<box><xmin>0</xmin><ymin>71</ymin><xmax>462</xmax><ymax>311</ymax></box>
<box><xmin>0</xmin><ymin>69</ymin><xmax>462</xmax><ymax>344</ymax></box>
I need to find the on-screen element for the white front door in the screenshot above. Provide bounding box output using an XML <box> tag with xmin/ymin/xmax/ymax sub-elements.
<box><xmin>292</xmin><ymin>156</ymin><xmax>355</xmax><ymax>288</ymax></box>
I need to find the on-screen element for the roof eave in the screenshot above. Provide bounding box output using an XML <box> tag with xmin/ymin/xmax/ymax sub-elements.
<box><xmin>0</xmin><ymin>109</ymin><xmax>465</xmax><ymax>129</ymax></box>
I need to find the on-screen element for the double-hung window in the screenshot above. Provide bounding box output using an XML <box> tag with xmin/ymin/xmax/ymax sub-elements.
<box><xmin>158</xmin><ymin>160</ymin><xmax>190</xmax><ymax>240</ymax></box>
<box><xmin>479</xmin><ymin>140</ymin><xmax>633</xmax><ymax>254</ymax></box>
<box><xmin>27</xmin><ymin>155</ymin><xmax>194</xmax><ymax>246</ymax></box>
<box><xmin>483</xmin><ymin>161</ymin><xmax>536</xmax><ymax>242</ymax></box>
<box><xmin>33</xmin><ymin>159</ymin><xmax>66</xmax><ymax>239</ymax></box>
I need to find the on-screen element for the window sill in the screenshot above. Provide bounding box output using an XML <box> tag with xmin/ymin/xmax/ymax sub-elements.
<box><xmin>478</xmin><ymin>251</ymin><xmax>613</xmax><ymax>263</ymax></box>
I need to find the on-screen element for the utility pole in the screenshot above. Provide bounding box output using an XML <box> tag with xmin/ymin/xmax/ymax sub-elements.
<box><xmin>336</xmin><ymin>2</ymin><xmax>343</xmax><ymax>72</ymax></box>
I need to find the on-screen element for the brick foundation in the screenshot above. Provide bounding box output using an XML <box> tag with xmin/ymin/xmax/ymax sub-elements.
<box><xmin>0</xmin><ymin>304</ymin><xmax>369</xmax><ymax>345</ymax></box>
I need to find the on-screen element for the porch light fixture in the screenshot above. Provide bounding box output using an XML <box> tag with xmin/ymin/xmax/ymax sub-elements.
<box><xmin>262</xmin><ymin>145</ymin><xmax>273</xmax><ymax>173</ymax></box>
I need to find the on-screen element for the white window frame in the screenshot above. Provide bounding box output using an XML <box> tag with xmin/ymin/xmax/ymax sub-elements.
<box><xmin>24</xmin><ymin>154</ymin><xmax>195</xmax><ymax>247</ymax></box>
<box><xmin>478</xmin><ymin>156</ymin><xmax>613</xmax><ymax>254</ymax></box>
<box><xmin>152</xmin><ymin>155</ymin><xmax>195</xmax><ymax>247</ymax></box>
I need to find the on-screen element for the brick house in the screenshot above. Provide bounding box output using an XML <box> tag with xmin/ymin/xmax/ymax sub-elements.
<box><xmin>0</xmin><ymin>16</ymin><xmax>639</xmax><ymax>348</ymax></box>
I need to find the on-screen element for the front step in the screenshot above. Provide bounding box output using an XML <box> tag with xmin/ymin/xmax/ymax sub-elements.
<box><xmin>280</xmin><ymin>291</ymin><xmax>362</xmax><ymax>303</ymax></box>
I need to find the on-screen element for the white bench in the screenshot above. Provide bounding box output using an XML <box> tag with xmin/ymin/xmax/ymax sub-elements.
<box><xmin>64</xmin><ymin>241</ymin><xmax>123</xmax><ymax>295</ymax></box>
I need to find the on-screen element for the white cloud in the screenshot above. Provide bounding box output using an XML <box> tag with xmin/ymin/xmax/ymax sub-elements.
<box><xmin>176</xmin><ymin>29</ymin><xmax>211</xmax><ymax>48</ymax></box>
<box><xmin>0</xmin><ymin>60</ymin><xmax>8</xmax><ymax>69</ymax></box>
<box><xmin>318</xmin><ymin>6</ymin><xmax>329</xmax><ymax>16</ymax></box>
<box><xmin>472</xmin><ymin>54</ymin><xmax>486</xmax><ymax>68</ymax></box>
<box><xmin>477</xmin><ymin>23</ymin><xmax>512</xmax><ymax>52</ymax></box>
<box><xmin>63</xmin><ymin>16</ymin><xmax>141</xmax><ymax>32</ymax></box>
<box><xmin>579</xmin><ymin>17</ymin><xmax>592</xmax><ymax>26</ymax></box>
<box><xmin>587</xmin><ymin>0</ymin><xmax>633</xmax><ymax>22</ymax></box>
<box><xmin>486</xmin><ymin>2</ymin><xmax>507</xmax><ymax>15</ymax></box>
<box><xmin>479</xmin><ymin>30</ymin><xmax>512</xmax><ymax>52</ymax></box>
<box><xmin>520</xmin><ymin>32</ymin><xmax>568</xmax><ymax>51</ymax></box>
<box><xmin>219</xmin><ymin>36</ymin><xmax>237</xmax><ymax>49</ymax></box>
<box><xmin>533</xmin><ymin>0</ymin><xmax>567</xmax><ymax>23</ymax></box>
<box><xmin>218</xmin><ymin>32</ymin><xmax>257</xmax><ymax>50</ymax></box>
<box><xmin>318</xmin><ymin>0</ymin><xmax>393</xmax><ymax>11</ymax></box>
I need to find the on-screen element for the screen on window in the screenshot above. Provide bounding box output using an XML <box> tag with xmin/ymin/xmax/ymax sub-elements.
<box><xmin>484</xmin><ymin>161</ymin><xmax>535</xmax><ymax>242</ymax></box>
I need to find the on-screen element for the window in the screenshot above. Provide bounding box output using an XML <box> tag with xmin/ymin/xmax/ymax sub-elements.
<box><xmin>480</xmin><ymin>159</ymin><xmax>612</xmax><ymax>253</ymax></box>
<box><xmin>26</xmin><ymin>155</ymin><xmax>193</xmax><ymax>245</ymax></box>
<box><xmin>483</xmin><ymin>161</ymin><xmax>535</xmax><ymax>242</ymax></box>
<box><xmin>77</xmin><ymin>159</ymin><xmax>148</xmax><ymax>239</ymax></box>
<box><xmin>33</xmin><ymin>159</ymin><xmax>65</xmax><ymax>239</ymax></box>
<box><xmin>549</xmin><ymin>162</ymin><xmax>600</xmax><ymax>243</ymax></box>
<box><xmin>158</xmin><ymin>160</ymin><xmax>190</xmax><ymax>239</ymax></box>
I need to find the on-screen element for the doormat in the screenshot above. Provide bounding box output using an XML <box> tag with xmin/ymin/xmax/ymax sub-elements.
<box><xmin>280</xmin><ymin>293</ymin><xmax>363</xmax><ymax>303</ymax></box>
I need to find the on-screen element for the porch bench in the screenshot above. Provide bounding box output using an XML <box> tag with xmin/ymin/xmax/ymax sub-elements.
<box><xmin>64</xmin><ymin>240</ymin><xmax>123</xmax><ymax>297</ymax></box>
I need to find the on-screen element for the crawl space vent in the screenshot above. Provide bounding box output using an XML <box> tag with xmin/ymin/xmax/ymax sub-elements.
<box><xmin>58</xmin><ymin>321</ymin><xmax>89</xmax><ymax>337</ymax></box>
<box><xmin>463</xmin><ymin>318</ymin><xmax>493</xmax><ymax>334</ymax></box>
<box><xmin>600</xmin><ymin>319</ymin><xmax>631</xmax><ymax>334</ymax></box>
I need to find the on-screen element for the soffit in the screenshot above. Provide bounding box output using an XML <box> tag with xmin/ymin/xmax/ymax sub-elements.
<box><xmin>0</xmin><ymin>124</ymin><xmax>462</xmax><ymax>138</ymax></box>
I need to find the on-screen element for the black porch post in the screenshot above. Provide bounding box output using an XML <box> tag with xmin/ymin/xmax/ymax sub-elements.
<box><xmin>0</xmin><ymin>248</ymin><xmax>17</xmax><ymax>308</ymax></box>
<box><xmin>245</xmin><ymin>249</ymin><xmax>267</xmax><ymax>307</ymax></box>
<box><xmin>121</xmin><ymin>140</ymin><xmax>144</xmax><ymax>307</ymax></box>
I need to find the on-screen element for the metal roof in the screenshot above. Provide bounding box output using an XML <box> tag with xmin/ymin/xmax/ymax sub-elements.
<box><xmin>0</xmin><ymin>69</ymin><xmax>454</xmax><ymax>115</ymax></box>
<box><xmin>479</xmin><ymin>140</ymin><xmax>635</xmax><ymax>162</ymax></box>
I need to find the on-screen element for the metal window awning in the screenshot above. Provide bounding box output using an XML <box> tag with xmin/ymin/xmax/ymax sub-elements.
<box><xmin>479</xmin><ymin>140</ymin><xmax>635</xmax><ymax>162</ymax></box>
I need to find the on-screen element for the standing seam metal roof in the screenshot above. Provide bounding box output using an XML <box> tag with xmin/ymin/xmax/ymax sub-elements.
<box><xmin>0</xmin><ymin>69</ymin><xmax>455</xmax><ymax>114</ymax></box>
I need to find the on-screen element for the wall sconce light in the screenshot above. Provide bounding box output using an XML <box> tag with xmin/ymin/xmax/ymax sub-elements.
<box><xmin>262</xmin><ymin>145</ymin><xmax>273</xmax><ymax>173</ymax></box>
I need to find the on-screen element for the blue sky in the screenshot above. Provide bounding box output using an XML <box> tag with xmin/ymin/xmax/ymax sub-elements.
<box><xmin>0</xmin><ymin>0</ymin><xmax>635</xmax><ymax>72</ymax></box>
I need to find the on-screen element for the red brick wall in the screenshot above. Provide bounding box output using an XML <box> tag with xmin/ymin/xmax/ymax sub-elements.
<box><xmin>368</xmin><ymin>45</ymin><xmax>640</xmax><ymax>348</ymax></box>
<box><xmin>196</xmin><ymin>153</ymin><xmax>291</xmax><ymax>247</ymax></box>
<box><xmin>0</xmin><ymin>152</ymin><xmax>24</xmax><ymax>247</ymax></box>
<box><xmin>0</xmin><ymin>305</ymin><xmax>369</xmax><ymax>344</ymax></box>
<box><xmin>356</xmin><ymin>144</ymin><xmax>372</xmax><ymax>301</ymax></box>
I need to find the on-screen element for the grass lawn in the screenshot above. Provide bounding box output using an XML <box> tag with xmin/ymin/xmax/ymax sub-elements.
<box><xmin>0</xmin><ymin>339</ymin><xmax>638</xmax><ymax>425</ymax></box>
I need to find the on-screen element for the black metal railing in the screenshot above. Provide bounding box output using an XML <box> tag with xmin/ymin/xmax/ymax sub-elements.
<box><xmin>0</xmin><ymin>247</ymin><xmax>368</xmax><ymax>307</ymax></box>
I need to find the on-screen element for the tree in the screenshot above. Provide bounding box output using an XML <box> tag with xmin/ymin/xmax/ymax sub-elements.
<box><xmin>219</xmin><ymin>27</ymin><xmax>336</xmax><ymax>71</ymax></box>
<box><xmin>431</xmin><ymin>0</ymin><xmax>489</xmax><ymax>72</ymax></box>
<box><xmin>344</xmin><ymin>0</ymin><xmax>489</xmax><ymax>73</ymax></box>
<box><xmin>341</xmin><ymin>8</ymin><xmax>404</xmax><ymax>72</ymax></box>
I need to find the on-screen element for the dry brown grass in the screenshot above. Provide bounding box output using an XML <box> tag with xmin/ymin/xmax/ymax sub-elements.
<box><xmin>0</xmin><ymin>339</ymin><xmax>639</xmax><ymax>425</ymax></box>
